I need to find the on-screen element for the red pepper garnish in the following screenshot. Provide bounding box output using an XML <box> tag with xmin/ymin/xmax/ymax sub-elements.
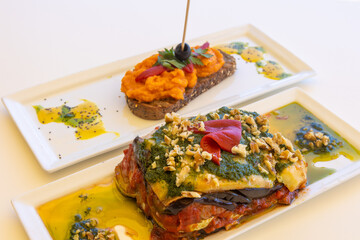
<box><xmin>182</xmin><ymin>62</ymin><xmax>194</xmax><ymax>73</ymax></box>
<box><xmin>135</xmin><ymin>65</ymin><xmax>166</xmax><ymax>83</ymax></box>
<box><xmin>193</xmin><ymin>119</ymin><xmax>242</xmax><ymax>165</ymax></box>
<box><xmin>200</xmin><ymin>41</ymin><xmax>210</xmax><ymax>50</ymax></box>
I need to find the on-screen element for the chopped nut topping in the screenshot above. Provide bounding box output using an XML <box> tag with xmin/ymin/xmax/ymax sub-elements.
<box><xmin>163</xmin><ymin>166</ymin><xmax>176</xmax><ymax>171</ymax></box>
<box><xmin>194</xmin><ymin>152</ymin><xmax>205</xmax><ymax>172</ymax></box>
<box><xmin>234</xmin><ymin>114</ymin><xmax>241</xmax><ymax>121</ymax></box>
<box><xmin>204</xmin><ymin>173</ymin><xmax>220</xmax><ymax>187</ymax></box>
<box><xmin>210</xmin><ymin>112</ymin><xmax>220</xmax><ymax>120</ymax></box>
<box><xmin>181</xmin><ymin>119</ymin><xmax>191</xmax><ymax>128</ymax></box>
<box><xmin>250</xmin><ymin>141</ymin><xmax>260</xmax><ymax>154</ymax></box>
<box><xmin>151</xmin><ymin>162</ymin><xmax>157</xmax><ymax>169</ymax></box>
<box><xmin>173</xmin><ymin>114</ymin><xmax>181</xmax><ymax>124</ymax></box>
<box><xmin>315</xmin><ymin>139</ymin><xmax>323</xmax><ymax>148</ymax></box>
<box><xmin>171</xmin><ymin>125</ymin><xmax>180</xmax><ymax>135</ymax></box>
<box><xmin>171</xmin><ymin>138</ymin><xmax>179</xmax><ymax>146</ymax></box>
<box><xmin>245</xmin><ymin>116</ymin><xmax>256</xmax><ymax>126</ymax></box>
<box><xmin>201</xmin><ymin>151</ymin><xmax>213</xmax><ymax>160</ymax></box>
<box><xmin>257</xmin><ymin>163</ymin><xmax>269</xmax><ymax>174</ymax></box>
<box><xmin>322</xmin><ymin>135</ymin><xmax>330</xmax><ymax>146</ymax></box>
<box><xmin>181</xmin><ymin>191</ymin><xmax>201</xmax><ymax>198</ymax></box>
<box><xmin>198</xmin><ymin>121</ymin><xmax>206</xmax><ymax>131</ymax></box>
<box><xmin>264</xmin><ymin>137</ymin><xmax>280</xmax><ymax>154</ymax></box>
<box><xmin>315</xmin><ymin>132</ymin><xmax>324</xmax><ymax>139</ymax></box>
<box><xmin>230</xmin><ymin>109</ymin><xmax>240</xmax><ymax>115</ymax></box>
<box><xmin>255</xmin><ymin>138</ymin><xmax>270</xmax><ymax>150</ymax></box>
<box><xmin>185</xmin><ymin>148</ymin><xmax>196</xmax><ymax>156</ymax></box>
<box><xmin>231</xmin><ymin>144</ymin><xmax>247</xmax><ymax>157</ymax></box>
<box><xmin>173</xmin><ymin>145</ymin><xmax>184</xmax><ymax>155</ymax></box>
<box><xmin>179</xmin><ymin>131</ymin><xmax>191</xmax><ymax>139</ymax></box>
<box><xmin>251</xmin><ymin>125</ymin><xmax>261</xmax><ymax>136</ymax></box>
<box><xmin>256</xmin><ymin>115</ymin><xmax>268</xmax><ymax>125</ymax></box>
<box><xmin>304</xmin><ymin>130</ymin><xmax>316</xmax><ymax>141</ymax></box>
<box><xmin>176</xmin><ymin>165</ymin><xmax>190</xmax><ymax>187</ymax></box>
<box><xmin>194</xmin><ymin>114</ymin><xmax>205</xmax><ymax>122</ymax></box>
<box><xmin>165</xmin><ymin>113</ymin><xmax>173</xmax><ymax>123</ymax></box>
<box><xmin>167</xmin><ymin>156</ymin><xmax>175</xmax><ymax>166</ymax></box>
<box><xmin>284</xmin><ymin>138</ymin><xmax>295</xmax><ymax>152</ymax></box>
<box><xmin>259</xmin><ymin>125</ymin><xmax>269</xmax><ymax>132</ymax></box>
<box><xmin>289</xmin><ymin>156</ymin><xmax>298</xmax><ymax>163</ymax></box>
<box><xmin>264</xmin><ymin>155</ymin><xmax>276</xmax><ymax>175</ymax></box>
<box><xmin>155</xmin><ymin>155</ymin><xmax>160</xmax><ymax>160</ymax></box>
<box><xmin>279</xmin><ymin>150</ymin><xmax>292</xmax><ymax>160</ymax></box>
<box><xmin>169</xmin><ymin>149</ymin><xmax>177</xmax><ymax>157</ymax></box>
<box><xmin>164</xmin><ymin>135</ymin><xmax>171</xmax><ymax>145</ymax></box>
<box><xmin>294</xmin><ymin>149</ymin><xmax>304</xmax><ymax>161</ymax></box>
<box><xmin>193</xmin><ymin>144</ymin><xmax>201</xmax><ymax>151</ymax></box>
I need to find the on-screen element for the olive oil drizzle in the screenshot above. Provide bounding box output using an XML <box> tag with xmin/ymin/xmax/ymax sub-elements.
<box><xmin>34</xmin><ymin>99</ymin><xmax>119</xmax><ymax>140</ymax></box>
<box><xmin>37</xmin><ymin>178</ymin><xmax>152</xmax><ymax>240</ymax></box>
<box><xmin>216</xmin><ymin>41</ymin><xmax>292</xmax><ymax>80</ymax></box>
<box><xmin>267</xmin><ymin>102</ymin><xmax>360</xmax><ymax>184</ymax></box>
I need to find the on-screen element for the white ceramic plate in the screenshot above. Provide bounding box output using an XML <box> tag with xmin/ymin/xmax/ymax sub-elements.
<box><xmin>2</xmin><ymin>24</ymin><xmax>315</xmax><ymax>172</ymax></box>
<box><xmin>12</xmin><ymin>88</ymin><xmax>360</xmax><ymax>240</ymax></box>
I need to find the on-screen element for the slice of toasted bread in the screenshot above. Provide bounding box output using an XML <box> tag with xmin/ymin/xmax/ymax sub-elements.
<box><xmin>125</xmin><ymin>50</ymin><xmax>236</xmax><ymax>120</ymax></box>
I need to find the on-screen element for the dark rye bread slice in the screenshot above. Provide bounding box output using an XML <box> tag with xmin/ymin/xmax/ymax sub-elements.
<box><xmin>126</xmin><ymin>50</ymin><xmax>236</xmax><ymax>120</ymax></box>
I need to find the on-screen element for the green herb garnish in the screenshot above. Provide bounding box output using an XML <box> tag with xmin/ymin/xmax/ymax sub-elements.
<box><xmin>154</xmin><ymin>45</ymin><xmax>213</xmax><ymax>70</ymax></box>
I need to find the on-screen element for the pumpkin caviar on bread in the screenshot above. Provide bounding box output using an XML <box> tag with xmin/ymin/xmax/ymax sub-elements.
<box><xmin>121</xmin><ymin>42</ymin><xmax>236</xmax><ymax>120</ymax></box>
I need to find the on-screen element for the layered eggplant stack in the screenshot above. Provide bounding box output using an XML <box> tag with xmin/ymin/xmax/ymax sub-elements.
<box><xmin>115</xmin><ymin>107</ymin><xmax>307</xmax><ymax>240</ymax></box>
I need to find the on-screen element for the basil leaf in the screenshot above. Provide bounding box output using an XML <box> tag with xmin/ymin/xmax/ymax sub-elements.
<box><xmin>200</xmin><ymin>53</ymin><xmax>213</xmax><ymax>58</ymax></box>
<box><xmin>190</xmin><ymin>56</ymin><xmax>204</xmax><ymax>66</ymax></box>
<box><xmin>61</xmin><ymin>105</ymin><xmax>71</xmax><ymax>115</ymax></box>
<box><xmin>163</xmin><ymin>59</ymin><xmax>186</xmax><ymax>69</ymax></box>
<box><xmin>161</xmin><ymin>62</ymin><xmax>174</xmax><ymax>70</ymax></box>
<box><xmin>65</xmin><ymin>118</ymin><xmax>82</xmax><ymax>127</ymax></box>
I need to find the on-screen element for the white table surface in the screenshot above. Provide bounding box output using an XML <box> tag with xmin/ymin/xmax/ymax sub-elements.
<box><xmin>1</xmin><ymin>0</ymin><xmax>360</xmax><ymax>239</ymax></box>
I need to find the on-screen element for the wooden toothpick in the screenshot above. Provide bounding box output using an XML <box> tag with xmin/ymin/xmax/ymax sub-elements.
<box><xmin>181</xmin><ymin>0</ymin><xmax>190</xmax><ymax>51</ymax></box>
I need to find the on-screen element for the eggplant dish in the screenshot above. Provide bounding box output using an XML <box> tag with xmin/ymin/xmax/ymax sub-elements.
<box><xmin>115</xmin><ymin>107</ymin><xmax>307</xmax><ymax>240</ymax></box>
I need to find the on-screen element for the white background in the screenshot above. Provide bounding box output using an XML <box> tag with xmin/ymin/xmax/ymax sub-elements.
<box><xmin>1</xmin><ymin>0</ymin><xmax>360</xmax><ymax>239</ymax></box>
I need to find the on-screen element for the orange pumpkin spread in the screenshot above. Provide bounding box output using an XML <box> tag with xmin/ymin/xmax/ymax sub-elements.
<box><xmin>121</xmin><ymin>46</ymin><xmax>224</xmax><ymax>103</ymax></box>
<box><xmin>194</xmin><ymin>47</ymin><xmax>225</xmax><ymax>78</ymax></box>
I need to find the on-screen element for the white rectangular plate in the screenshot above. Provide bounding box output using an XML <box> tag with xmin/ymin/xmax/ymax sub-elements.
<box><xmin>2</xmin><ymin>24</ymin><xmax>315</xmax><ymax>172</ymax></box>
<box><xmin>12</xmin><ymin>88</ymin><xmax>360</xmax><ymax>240</ymax></box>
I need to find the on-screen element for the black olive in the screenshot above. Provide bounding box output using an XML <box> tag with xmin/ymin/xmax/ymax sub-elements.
<box><xmin>175</xmin><ymin>43</ymin><xmax>191</xmax><ymax>61</ymax></box>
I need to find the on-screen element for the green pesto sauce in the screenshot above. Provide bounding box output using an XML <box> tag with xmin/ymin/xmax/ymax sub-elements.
<box><xmin>275</xmin><ymin>161</ymin><xmax>293</xmax><ymax>173</ymax></box>
<box><xmin>138</xmin><ymin>106</ymin><xmax>278</xmax><ymax>198</ymax></box>
<box><xmin>203</xmin><ymin>152</ymin><xmax>263</xmax><ymax>181</ymax></box>
<box><xmin>140</xmin><ymin>142</ymin><xmax>195</xmax><ymax>197</ymax></box>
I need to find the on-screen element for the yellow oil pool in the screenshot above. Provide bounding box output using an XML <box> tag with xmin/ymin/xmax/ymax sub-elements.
<box><xmin>216</xmin><ymin>42</ymin><xmax>291</xmax><ymax>80</ymax></box>
<box><xmin>37</xmin><ymin>178</ymin><xmax>152</xmax><ymax>240</ymax></box>
<box><xmin>267</xmin><ymin>102</ymin><xmax>360</xmax><ymax>184</ymax></box>
<box><xmin>34</xmin><ymin>99</ymin><xmax>119</xmax><ymax>140</ymax></box>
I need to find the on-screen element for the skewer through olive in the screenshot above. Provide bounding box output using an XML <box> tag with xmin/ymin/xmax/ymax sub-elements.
<box><xmin>175</xmin><ymin>43</ymin><xmax>191</xmax><ymax>61</ymax></box>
